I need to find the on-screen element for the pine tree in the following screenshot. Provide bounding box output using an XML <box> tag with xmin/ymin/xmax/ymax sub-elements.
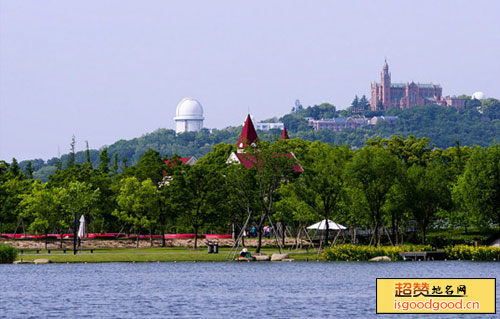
<box><xmin>9</xmin><ymin>158</ymin><xmax>21</xmax><ymax>177</ymax></box>
<box><xmin>112</xmin><ymin>153</ymin><xmax>119</xmax><ymax>176</ymax></box>
<box><xmin>121</xmin><ymin>158</ymin><xmax>129</xmax><ymax>170</ymax></box>
<box><xmin>359</xmin><ymin>95</ymin><xmax>369</xmax><ymax>110</ymax></box>
<box><xmin>99</xmin><ymin>147</ymin><xmax>110</xmax><ymax>174</ymax></box>
<box><xmin>67</xmin><ymin>135</ymin><xmax>76</xmax><ymax>168</ymax></box>
<box><xmin>351</xmin><ymin>95</ymin><xmax>359</xmax><ymax>109</ymax></box>
<box><xmin>85</xmin><ymin>141</ymin><xmax>92</xmax><ymax>164</ymax></box>
<box><xmin>26</xmin><ymin>161</ymin><xmax>34</xmax><ymax>179</ymax></box>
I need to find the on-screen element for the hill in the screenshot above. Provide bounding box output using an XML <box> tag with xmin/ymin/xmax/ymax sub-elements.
<box><xmin>15</xmin><ymin>97</ymin><xmax>500</xmax><ymax>180</ymax></box>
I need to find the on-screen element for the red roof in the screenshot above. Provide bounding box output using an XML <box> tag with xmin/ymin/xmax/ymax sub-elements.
<box><xmin>234</xmin><ymin>153</ymin><xmax>303</xmax><ymax>172</ymax></box>
<box><xmin>281</xmin><ymin>127</ymin><xmax>289</xmax><ymax>139</ymax></box>
<box><xmin>164</xmin><ymin>157</ymin><xmax>193</xmax><ymax>167</ymax></box>
<box><xmin>237</xmin><ymin>114</ymin><xmax>258</xmax><ymax>149</ymax></box>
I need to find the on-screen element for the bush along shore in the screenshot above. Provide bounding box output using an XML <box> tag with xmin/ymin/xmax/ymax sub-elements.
<box><xmin>0</xmin><ymin>244</ymin><xmax>18</xmax><ymax>263</ymax></box>
<box><xmin>321</xmin><ymin>244</ymin><xmax>500</xmax><ymax>262</ymax></box>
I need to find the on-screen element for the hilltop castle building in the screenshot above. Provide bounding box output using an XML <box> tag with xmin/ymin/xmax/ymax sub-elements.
<box><xmin>370</xmin><ymin>60</ymin><xmax>465</xmax><ymax>111</ymax></box>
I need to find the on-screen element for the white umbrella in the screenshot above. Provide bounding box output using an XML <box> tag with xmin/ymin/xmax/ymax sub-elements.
<box><xmin>307</xmin><ymin>219</ymin><xmax>346</xmax><ymax>230</ymax></box>
<box><xmin>77</xmin><ymin>215</ymin><xmax>85</xmax><ymax>238</ymax></box>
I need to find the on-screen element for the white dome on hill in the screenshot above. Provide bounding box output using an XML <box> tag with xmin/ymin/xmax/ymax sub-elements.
<box><xmin>472</xmin><ymin>91</ymin><xmax>486</xmax><ymax>100</ymax></box>
<box><xmin>175</xmin><ymin>98</ymin><xmax>204</xmax><ymax>119</ymax></box>
<box><xmin>174</xmin><ymin>98</ymin><xmax>204</xmax><ymax>133</ymax></box>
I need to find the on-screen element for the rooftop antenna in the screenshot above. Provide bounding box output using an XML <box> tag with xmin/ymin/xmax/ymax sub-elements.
<box><xmin>57</xmin><ymin>145</ymin><xmax>60</xmax><ymax>158</ymax></box>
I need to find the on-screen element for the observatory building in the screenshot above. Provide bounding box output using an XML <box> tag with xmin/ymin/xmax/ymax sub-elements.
<box><xmin>174</xmin><ymin>98</ymin><xmax>204</xmax><ymax>134</ymax></box>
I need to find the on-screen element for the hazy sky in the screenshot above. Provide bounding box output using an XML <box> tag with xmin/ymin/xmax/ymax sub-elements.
<box><xmin>1</xmin><ymin>1</ymin><xmax>499</xmax><ymax>161</ymax></box>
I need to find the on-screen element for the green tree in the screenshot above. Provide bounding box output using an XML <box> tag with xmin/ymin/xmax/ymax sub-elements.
<box><xmin>227</xmin><ymin>142</ymin><xmax>299</xmax><ymax>252</ymax></box>
<box><xmin>9</xmin><ymin>158</ymin><xmax>21</xmax><ymax>178</ymax></box>
<box><xmin>63</xmin><ymin>181</ymin><xmax>100</xmax><ymax>236</ymax></box>
<box><xmin>135</xmin><ymin>148</ymin><xmax>165</xmax><ymax>185</ymax></box>
<box><xmin>114</xmin><ymin>177</ymin><xmax>159</xmax><ymax>247</ymax></box>
<box><xmin>403</xmin><ymin>163</ymin><xmax>452</xmax><ymax>243</ymax></box>
<box><xmin>67</xmin><ymin>135</ymin><xmax>76</xmax><ymax>168</ymax></box>
<box><xmin>20</xmin><ymin>182</ymin><xmax>69</xmax><ymax>249</ymax></box>
<box><xmin>347</xmin><ymin>145</ymin><xmax>401</xmax><ymax>245</ymax></box>
<box><xmin>454</xmin><ymin>144</ymin><xmax>500</xmax><ymax>228</ymax></box>
<box><xmin>99</xmin><ymin>147</ymin><xmax>110</xmax><ymax>174</ymax></box>
<box><xmin>25</xmin><ymin>161</ymin><xmax>34</xmax><ymax>179</ymax></box>
<box><xmin>111</xmin><ymin>153</ymin><xmax>119</xmax><ymax>176</ymax></box>
<box><xmin>292</xmin><ymin>142</ymin><xmax>352</xmax><ymax>246</ymax></box>
<box><xmin>171</xmin><ymin>162</ymin><xmax>225</xmax><ymax>249</ymax></box>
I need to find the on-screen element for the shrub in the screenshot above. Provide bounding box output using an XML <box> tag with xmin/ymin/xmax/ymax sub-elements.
<box><xmin>321</xmin><ymin>244</ymin><xmax>431</xmax><ymax>261</ymax></box>
<box><xmin>0</xmin><ymin>244</ymin><xmax>18</xmax><ymax>263</ymax></box>
<box><xmin>445</xmin><ymin>245</ymin><xmax>500</xmax><ymax>261</ymax></box>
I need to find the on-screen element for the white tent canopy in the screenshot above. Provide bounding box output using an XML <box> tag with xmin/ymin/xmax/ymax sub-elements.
<box><xmin>77</xmin><ymin>215</ymin><xmax>85</xmax><ymax>239</ymax></box>
<box><xmin>307</xmin><ymin>219</ymin><xmax>346</xmax><ymax>230</ymax></box>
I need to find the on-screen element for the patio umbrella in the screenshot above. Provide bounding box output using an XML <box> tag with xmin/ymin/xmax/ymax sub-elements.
<box><xmin>307</xmin><ymin>219</ymin><xmax>347</xmax><ymax>230</ymax></box>
<box><xmin>77</xmin><ymin>215</ymin><xmax>85</xmax><ymax>239</ymax></box>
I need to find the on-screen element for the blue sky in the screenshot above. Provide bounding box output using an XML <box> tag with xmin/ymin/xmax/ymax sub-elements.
<box><xmin>1</xmin><ymin>1</ymin><xmax>499</xmax><ymax>161</ymax></box>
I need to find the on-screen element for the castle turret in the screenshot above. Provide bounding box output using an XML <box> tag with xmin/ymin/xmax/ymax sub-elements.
<box><xmin>380</xmin><ymin>59</ymin><xmax>391</xmax><ymax>110</ymax></box>
<box><xmin>237</xmin><ymin>114</ymin><xmax>258</xmax><ymax>153</ymax></box>
<box><xmin>281</xmin><ymin>126</ymin><xmax>289</xmax><ymax>140</ymax></box>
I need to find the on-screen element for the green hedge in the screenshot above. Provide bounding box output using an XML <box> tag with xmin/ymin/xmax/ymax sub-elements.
<box><xmin>321</xmin><ymin>244</ymin><xmax>431</xmax><ymax>261</ymax></box>
<box><xmin>0</xmin><ymin>244</ymin><xmax>18</xmax><ymax>263</ymax></box>
<box><xmin>445</xmin><ymin>245</ymin><xmax>500</xmax><ymax>261</ymax></box>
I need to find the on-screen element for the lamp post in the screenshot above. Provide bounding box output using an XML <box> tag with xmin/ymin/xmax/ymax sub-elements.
<box><xmin>73</xmin><ymin>212</ymin><xmax>77</xmax><ymax>255</ymax></box>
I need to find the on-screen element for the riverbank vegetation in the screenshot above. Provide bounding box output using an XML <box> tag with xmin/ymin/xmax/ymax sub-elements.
<box><xmin>0</xmin><ymin>244</ymin><xmax>18</xmax><ymax>263</ymax></box>
<box><xmin>321</xmin><ymin>244</ymin><xmax>500</xmax><ymax>261</ymax></box>
<box><xmin>2</xmin><ymin>134</ymin><xmax>500</xmax><ymax>251</ymax></box>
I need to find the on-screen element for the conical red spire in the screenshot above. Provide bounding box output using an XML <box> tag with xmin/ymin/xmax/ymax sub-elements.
<box><xmin>281</xmin><ymin>126</ymin><xmax>289</xmax><ymax>140</ymax></box>
<box><xmin>237</xmin><ymin>114</ymin><xmax>258</xmax><ymax>151</ymax></box>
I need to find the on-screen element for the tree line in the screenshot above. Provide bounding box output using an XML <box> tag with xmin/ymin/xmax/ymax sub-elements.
<box><xmin>1</xmin><ymin>136</ymin><xmax>500</xmax><ymax>251</ymax></box>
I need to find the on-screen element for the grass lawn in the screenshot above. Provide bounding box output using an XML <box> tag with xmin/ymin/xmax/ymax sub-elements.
<box><xmin>15</xmin><ymin>246</ymin><xmax>320</xmax><ymax>263</ymax></box>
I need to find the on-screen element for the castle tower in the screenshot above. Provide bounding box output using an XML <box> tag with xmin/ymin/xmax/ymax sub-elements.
<box><xmin>381</xmin><ymin>59</ymin><xmax>391</xmax><ymax>110</ymax></box>
<box><xmin>281</xmin><ymin>126</ymin><xmax>289</xmax><ymax>140</ymax></box>
<box><xmin>237</xmin><ymin>114</ymin><xmax>258</xmax><ymax>153</ymax></box>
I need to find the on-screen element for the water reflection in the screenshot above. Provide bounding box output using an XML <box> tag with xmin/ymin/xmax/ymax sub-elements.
<box><xmin>0</xmin><ymin>261</ymin><xmax>498</xmax><ymax>318</ymax></box>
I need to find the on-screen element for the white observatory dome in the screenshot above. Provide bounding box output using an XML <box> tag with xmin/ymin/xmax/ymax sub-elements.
<box><xmin>174</xmin><ymin>97</ymin><xmax>204</xmax><ymax>134</ymax></box>
<box><xmin>175</xmin><ymin>98</ymin><xmax>204</xmax><ymax>119</ymax></box>
<box><xmin>472</xmin><ymin>91</ymin><xmax>486</xmax><ymax>100</ymax></box>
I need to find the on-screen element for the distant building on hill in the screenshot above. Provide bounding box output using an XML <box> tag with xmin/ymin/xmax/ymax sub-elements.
<box><xmin>254</xmin><ymin>121</ymin><xmax>285</xmax><ymax>131</ymax></box>
<box><xmin>174</xmin><ymin>98</ymin><xmax>204</xmax><ymax>133</ymax></box>
<box><xmin>307</xmin><ymin>115</ymin><xmax>398</xmax><ymax>132</ymax></box>
<box><xmin>370</xmin><ymin>60</ymin><xmax>465</xmax><ymax>111</ymax></box>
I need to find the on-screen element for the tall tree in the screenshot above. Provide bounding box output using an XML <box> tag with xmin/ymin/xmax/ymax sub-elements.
<box><xmin>292</xmin><ymin>142</ymin><xmax>351</xmax><ymax>246</ymax></box>
<box><xmin>135</xmin><ymin>148</ymin><xmax>164</xmax><ymax>185</ymax></box>
<box><xmin>402</xmin><ymin>163</ymin><xmax>451</xmax><ymax>243</ymax></box>
<box><xmin>20</xmin><ymin>182</ymin><xmax>69</xmax><ymax>249</ymax></box>
<box><xmin>67</xmin><ymin>135</ymin><xmax>76</xmax><ymax>168</ymax></box>
<box><xmin>454</xmin><ymin>144</ymin><xmax>500</xmax><ymax>228</ymax></box>
<box><xmin>111</xmin><ymin>153</ymin><xmax>119</xmax><ymax>176</ymax></box>
<box><xmin>114</xmin><ymin>177</ymin><xmax>159</xmax><ymax>247</ymax></box>
<box><xmin>359</xmin><ymin>95</ymin><xmax>369</xmax><ymax>110</ymax></box>
<box><xmin>227</xmin><ymin>142</ymin><xmax>299</xmax><ymax>252</ymax></box>
<box><xmin>9</xmin><ymin>158</ymin><xmax>21</xmax><ymax>177</ymax></box>
<box><xmin>99</xmin><ymin>147</ymin><xmax>110</xmax><ymax>174</ymax></box>
<box><xmin>25</xmin><ymin>161</ymin><xmax>34</xmax><ymax>179</ymax></box>
<box><xmin>347</xmin><ymin>146</ymin><xmax>401</xmax><ymax>245</ymax></box>
<box><xmin>171</xmin><ymin>162</ymin><xmax>224</xmax><ymax>249</ymax></box>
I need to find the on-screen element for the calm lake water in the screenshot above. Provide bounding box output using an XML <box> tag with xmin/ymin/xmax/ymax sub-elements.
<box><xmin>0</xmin><ymin>261</ymin><xmax>498</xmax><ymax>319</ymax></box>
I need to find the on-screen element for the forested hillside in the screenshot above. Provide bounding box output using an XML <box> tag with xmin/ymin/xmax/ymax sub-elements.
<box><xmin>14</xmin><ymin>96</ymin><xmax>500</xmax><ymax>181</ymax></box>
